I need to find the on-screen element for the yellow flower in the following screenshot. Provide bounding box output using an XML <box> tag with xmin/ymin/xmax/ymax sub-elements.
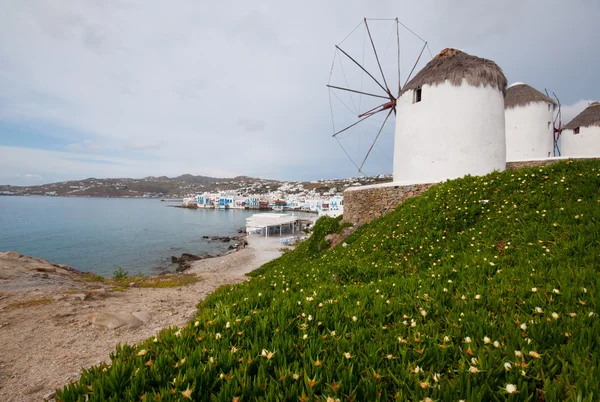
<box><xmin>136</xmin><ymin>349</ymin><xmax>147</xmax><ymax>356</ymax></box>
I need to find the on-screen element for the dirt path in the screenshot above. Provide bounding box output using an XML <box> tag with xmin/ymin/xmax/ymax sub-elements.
<box><xmin>0</xmin><ymin>235</ymin><xmax>283</xmax><ymax>402</ymax></box>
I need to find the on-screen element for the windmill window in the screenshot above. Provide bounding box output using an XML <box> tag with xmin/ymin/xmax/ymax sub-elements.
<box><xmin>574</xmin><ymin>127</ymin><xmax>580</xmax><ymax>134</ymax></box>
<box><xmin>413</xmin><ymin>87</ymin><xmax>422</xmax><ymax>103</ymax></box>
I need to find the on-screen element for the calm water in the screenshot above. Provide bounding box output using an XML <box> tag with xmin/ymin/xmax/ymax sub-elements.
<box><xmin>0</xmin><ymin>197</ymin><xmax>308</xmax><ymax>277</ymax></box>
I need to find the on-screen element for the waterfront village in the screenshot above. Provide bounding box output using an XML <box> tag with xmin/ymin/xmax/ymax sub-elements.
<box><xmin>180</xmin><ymin>180</ymin><xmax>346</xmax><ymax>218</ymax></box>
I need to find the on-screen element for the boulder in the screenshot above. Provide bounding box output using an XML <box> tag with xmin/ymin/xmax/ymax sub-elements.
<box><xmin>179</xmin><ymin>253</ymin><xmax>202</xmax><ymax>262</ymax></box>
<box><xmin>176</xmin><ymin>262</ymin><xmax>191</xmax><ymax>272</ymax></box>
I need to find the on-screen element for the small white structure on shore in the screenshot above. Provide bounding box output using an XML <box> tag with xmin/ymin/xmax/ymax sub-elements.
<box><xmin>393</xmin><ymin>48</ymin><xmax>507</xmax><ymax>185</ymax></box>
<box><xmin>246</xmin><ymin>213</ymin><xmax>306</xmax><ymax>238</ymax></box>
<box><xmin>504</xmin><ymin>82</ymin><xmax>556</xmax><ymax>160</ymax></box>
<box><xmin>561</xmin><ymin>102</ymin><xmax>600</xmax><ymax>157</ymax></box>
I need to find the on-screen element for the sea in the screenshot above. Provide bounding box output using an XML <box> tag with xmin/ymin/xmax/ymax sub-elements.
<box><xmin>0</xmin><ymin>196</ymin><xmax>312</xmax><ymax>277</ymax></box>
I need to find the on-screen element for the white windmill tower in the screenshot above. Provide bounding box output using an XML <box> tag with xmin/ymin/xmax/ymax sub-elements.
<box><xmin>328</xmin><ymin>22</ymin><xmax>508</xmax><ymax>185</ymax></box>
<box><xmin>561</xmin><ymin>102</ymin><xmax>600</xmax><ymax>157</ymax></box>
<box><xmin>504</xmin><ymin>82</ymin><xmax>557</xmax><ymax>161</ymax></box>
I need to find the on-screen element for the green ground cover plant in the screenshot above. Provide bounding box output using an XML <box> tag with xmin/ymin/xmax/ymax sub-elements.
<box><xmin>57</xmin><ymin>159</ymin><xmax>600</xmax><ymax>401</ymax></box>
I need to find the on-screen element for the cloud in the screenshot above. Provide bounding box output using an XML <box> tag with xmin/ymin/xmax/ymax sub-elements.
<box><xmin>65</xmin><ymin>140</ymin><xmax>103</xmax><ymax>153</ymax></box>
<box><xmin>0</xmin><ymin>0</ymin><xmax>598</xmax><ymax>184</ymax></box>
<box><xmin>236</xmin><ymin>118</ymin><xmax>266</xmax><ymax>133</ymax></box>
<box><xmin>125</xmin><ymin>142</ymin><xmax>162</xmax><ymax>151</ymax></box>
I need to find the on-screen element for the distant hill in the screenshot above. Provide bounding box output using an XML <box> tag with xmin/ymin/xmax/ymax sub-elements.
<box><xmin>0</xmin><ymin>173</ymin><xmax>392</xmax><ymax>198</ymax></box>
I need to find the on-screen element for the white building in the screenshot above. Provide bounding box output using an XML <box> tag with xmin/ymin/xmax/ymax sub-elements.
<box><xmin>393</xmin><ymin>48</ymin><xmax>507</xmax><ymax>185</ymax></box>
<box><xmin>504</xmin><ymin>82</ymin><xmax>556</xmax><ymax>160</ymax></box>
<box><xmin>561</xmin><ymin>102</ymin><xmax>600</xmax><ymax>157</ymax></box>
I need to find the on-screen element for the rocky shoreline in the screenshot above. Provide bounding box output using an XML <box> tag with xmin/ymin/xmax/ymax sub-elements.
<box><xmin>0</xmin><ymin>235</ymin><xmax>285</xmax><ymax>401</ymax></box>
<box><xmin>171</xmin><ymin>233</ymin><xmax>249</xmax><ymax>272</ymax></box>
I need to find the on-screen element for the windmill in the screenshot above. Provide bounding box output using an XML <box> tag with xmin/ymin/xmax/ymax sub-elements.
<box><xmin>327</xmin><ymin>18</ymin><xmax>431</xmax><ymax>175</ymax></box>
<box><xmin>550</xmin><ymin>92</ymin><xmax>563</xmax><ymax>157</ymax></box>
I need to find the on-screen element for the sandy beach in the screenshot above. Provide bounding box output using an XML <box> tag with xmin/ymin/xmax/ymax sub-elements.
<box><xmin>0</xmin><ymin>234</ymin><xmax>284</xmax><ymax>402</ymax></box>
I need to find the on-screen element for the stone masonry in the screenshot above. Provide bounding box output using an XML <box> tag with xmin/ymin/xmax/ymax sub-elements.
<box><xmin>343</xmin><ymin>182</ymin><xmax>433</xmax><ymax>225</ymax></box>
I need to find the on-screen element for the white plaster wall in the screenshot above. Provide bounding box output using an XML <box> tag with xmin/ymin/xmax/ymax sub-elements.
<box><xmin>393</xmin><ymin>80</ymin><xmax>506</xmax><ymax>185</ymax></box>
<box><xmin>505</xmin><ymin>102</ymin><xmax>554</xmax><ymax>161</ymax></box>
<box><xmin>561</xmin><ymin>126</ymin><xmax>600</xmax><ymax>157</ymax></box>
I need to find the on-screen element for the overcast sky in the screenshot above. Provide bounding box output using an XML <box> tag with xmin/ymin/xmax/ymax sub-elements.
<box><xmin>1</xmin><ymin>0</ymin><xmax>599</xmax><ymax>185</ymax></box>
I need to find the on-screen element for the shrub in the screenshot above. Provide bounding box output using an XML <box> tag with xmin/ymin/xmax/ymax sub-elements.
<box><xmin>112</xmin><ymin>267</ymin><xmax>129</xmax><ymax>279</ymax></box>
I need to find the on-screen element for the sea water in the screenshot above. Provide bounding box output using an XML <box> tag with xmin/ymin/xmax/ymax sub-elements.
<box><xmin>0</xmin><ymin>196</ymin><xmax>311</xmax><ymax>277</ymax></box>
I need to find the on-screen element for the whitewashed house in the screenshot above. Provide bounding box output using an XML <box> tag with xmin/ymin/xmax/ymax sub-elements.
<box><xmin>504</xmin><ymin>83</ymin><xmax>556</xmax><ymax>160</ymax></box>
<box><xmin>394</xmin><ymin>48</ymin><xmax>507</xmax><ymax>185</ymax></box>
<box><xmin>561</xmin><ymin>102</ymin><xmax>600</xmax><ymax>157</ymax></box>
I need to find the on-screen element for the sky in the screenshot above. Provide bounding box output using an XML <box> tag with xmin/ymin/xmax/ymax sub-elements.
<box><xmin>1</xmin><ymin>0</ymin><xmax>599</xmax><ymax>186</ymax></box>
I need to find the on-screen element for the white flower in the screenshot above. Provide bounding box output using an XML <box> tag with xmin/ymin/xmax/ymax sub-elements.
<box><xmin>215</xmin><ymin>333</ymin><xmax>222</xmax><ymax>339</ymax></box>
<box><xmin>432</xmin><ymin>373</ymin><xmax>441</xmax><ymax>382</ymax></box>
<box><xmin>552</xmin><ymin>312</ymin><xmax>559</xmax><ymax>319</ymax></box>
<box><xmin>506</xmin><ymin>384</ymin><xmax>517</xmax><ymax>394</ymax></box>
<box><xmin>343</xmin><ymin>352</ymin><xmax>352</xmax><ymax>359</ymax></box>
<box><xmin>590</xmin><ymin>312</ymin><xmax>595</xmax><ymax>317</ymax></box>
<box><xmin>535</xmin><ymin>307</ymin><xmax>543</xmax><ymax>314</ymax></box>
<box><xmin>469</xmin><ymin>366</ymin><xmax>479</xmax><ymax>374</ymax></box>
<box><xmin>514</xmin><ymin>350</ymin><xmax>523</xmax><ymax>358</ymax></box>
<box><xmin>308</xmin><ymin>315</ymin><xmax>313</xmax><ymax>321</ymax></box>
<box><xmin>520</xmin><ymin>323</ymin><xmax>527</xmax><ymax>330</ymax></box>
<box><xmin>443</xmin><ymin>336</ymin><xmax>450</xmax><ymax>342</ymax></box>
<box><xmin>475</xmin><ymin>294</ymin><xmax>481</xmax><ymax>300</ymax></box>
<box><xmin>352</xmin><ymin>316</ymin><xmax>357</xmax><ymax>322</ymax></box>
<box><xmin>529</xmin><ymin>351</ymin><xmax>541</xmax><ymax>359</ymax></box>
<box><xmin>292</xmin><ymin>373</ymin><xmax>300</xmax><ymax>380</ymax></box>
<box><xmin>225</xmin><ymin>322</ymin><xmax>230</xmax><ymax>329</ymax></box>
<box><xmin>464</xmin><ymin>337</ymin><xmax>472</xmax><ymax>343</ymax></box>
<box><xmin>414</xmin><ymin>365</ymin><xmax>422</xmax><ymax>374</ymax></box>
<box><xmin>303</xmin><ymin>334</ymin><xmax>308</xmax><ymax>339</ymax></box>
<box><xmin>461</xmin><ymin>295</ymin><xmax>466</xmax><ymax>300</ymax></box>
<box><xmin>443</xmin><ymin>288</ymin><xmax>448</xmax><ymax>292</ymax></box>
<box><xmin>504</xmin><ymin>362</ymin><xmax>512</xmax><ymax>371</ymax></box>
<box><xmin>258</xmin><ymin>293</ymin><xmax>262</xmax><ymax>297</ymax></box>
<box><xmin>493</xmin><ymin>341</ymin><xmax>500</xmax><ymax>348</ymax></box>
<box><xmin>531</xmin><ymin>287</ymin><xmax>537</xmax><ymax>293</ymax></box>
<box><xmin>483</xmin><ymin>336</ymin><xmax>491</xmax><ymax>344</ymax></box>
<box><xmin>194</xmin><ymin>321</ymin><xmax>200</xmax><ymax>327</ymax></box>
<box><xmin>471</xmin><ymin>357</ymin><xmax>479</xmax><ymax>365</ymax></box>
<box><xmin>553</xmin><ymin>289</ymin><xmax>560</xmax><ymax>294</ymax></box>
<box><xmin>420</xmin><ymin>310</ymin><xmax>427</xmax><ymax>317</ymax></box>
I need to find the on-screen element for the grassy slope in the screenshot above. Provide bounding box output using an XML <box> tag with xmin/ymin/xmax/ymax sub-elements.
<box><xmin>57</xmin><ymin>159</ymin><xmax>600</xmax><ymax>401</ymax></box>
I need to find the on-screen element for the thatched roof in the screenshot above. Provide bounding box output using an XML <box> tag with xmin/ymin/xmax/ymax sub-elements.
<box><xmin>402</xmin><ymin>48</ymin><xmax>507</xmax><ymax>95</ymax></box>
<box><xmin>504</xmin><ymin>83</ymin><xmax>556</xmax><ymax>109</ymax></box>
<box><xmin>564</xmin><ymin>102</ymin><xmax>600</xmax><ymax>130</ymax></box>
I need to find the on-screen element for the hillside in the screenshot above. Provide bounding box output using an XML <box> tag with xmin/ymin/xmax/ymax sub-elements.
<box><xmin>0</xmin><ymin>174</ymin><xmax>392</xmax><ymax>198</ymax></box>
<box><xmin>57</xmin><ymin>159</ymin><xmax>600</xmax><ymax>401</ymax></box>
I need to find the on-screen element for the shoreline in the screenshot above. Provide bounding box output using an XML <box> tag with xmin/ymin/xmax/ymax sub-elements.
<box><xmin>0</xmin><ymin>235</ymin><xmax>286</xmax><ymax>402</ymax></box>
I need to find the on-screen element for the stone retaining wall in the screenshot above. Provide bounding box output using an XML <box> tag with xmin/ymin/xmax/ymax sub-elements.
<box><xmin>343</xmin><ymin>182</ymin><xmax>433</xmax><ymax>225</ymax></box>
<box><xmin>343</xmin><ymin>157</ymin><xmax>599</xmax><ymax>225</ymax></box>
